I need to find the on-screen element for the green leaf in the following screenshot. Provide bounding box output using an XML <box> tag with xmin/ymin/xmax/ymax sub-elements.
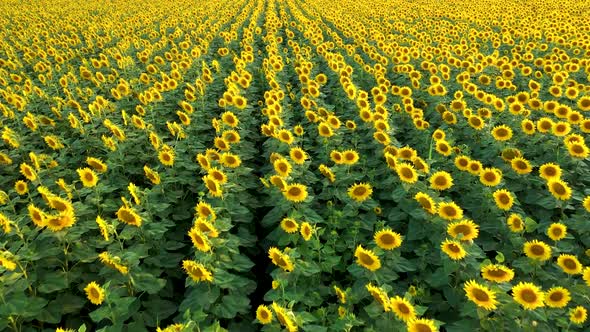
<box><xmin>132</xmin><ymin>272</ymin><xmax>167</xmax><ymax>294</ymax></box>
<box><xmin>37</xmin><ymin>271</ymin><xmax>70</xmax><ymax>293</ymax></box>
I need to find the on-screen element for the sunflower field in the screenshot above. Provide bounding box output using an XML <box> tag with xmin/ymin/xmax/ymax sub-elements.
<box><xmin>1</xmin><ymin>0</ymin><xmax>590</xmax><ymax>331</ymax></box>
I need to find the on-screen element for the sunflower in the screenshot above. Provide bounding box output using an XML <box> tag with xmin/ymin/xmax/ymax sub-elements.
<box><xmin>447</xmin><ymin>220</ymin><xmax>479</xmax><ymax>241</ymax></box>
<box><xmin>20</xmin><ymin>162</ymin><xmax>37</xmax><ymax>182</ymax></box>
<box><xmin>84</xmin><ymin>282</ymin><xmax>105</xmax><ymax>305</ymax></box>
<box><xmin>396</xmin><ymin>163</ymin><xmax>418</xmax><ymax>184</ymax></box>
<box><xmin>547</xmin><ymin>179</ymin><xmax>572</xmax><ymax>200</ymax></box>
<box><xmin>366</xmin><ymin>283</ymin><xmax>390</xmax><ymax>312</ymax></box>
<box><xmin>511</xmin><ymin>157</ymin><xmax>532</xmax><ymax>175</ymax></box>
<box><xmin>570</xmin><ymin>306</ymin><xmax>588</xmax><ymax>324</ymax></box>
<box><xmin>84</xmin><ymin>157</ymin><xmax>108</xmax><ymax>173</ymax></box>
<box><xmin>28</xmin><ymin>204</ymin><xmax>46</xmax><ymax>227</ymax></box>
<box><xmin>491</xmin><ymin>125</ymin><xmax>513</xmax><ymax>141</ymax></box>
<box><xmin>143</xmin><ymin>165</ymin><xmax>161</xmax><ymax>185</ymax></box>
<box><xmin>467</xmin><ymin>160</ymin><xmax>483</xmax><ymax>175</ymax></box>
<box><xmin>45</xmin><ymin>210</ymin><xmax>76</xmax><ymax>232</ymax></box>
<box><xmin>414</xmin><ymin>192</ymin><xmax>437</xmax><ymax>214</ymax></box>
<box><xmin>521</xmin><ymin>119</ymin><xmax>536</xmax><ymax>135</ymax></box>
<box><xmin>268</xmin><ymin>247</ymin><xmax>294</xmax><ymax>272</ymax></box>
<box><xmin>438</xmin><ymin>202</ymin><xmax>463</xmax><ymax>221</ymax></box>
<box><xmin>441</xmin><ymin>239</ymin><xmax>467</xmax><ymax>260</ymax></box>
<box><xmin>76</xmin><ymin>168</ymin><xmax>98</xmax><ymax>188</ymax></box>
<box><xmin>98</xmin><ymin>252</ymin><xmax>128</xmax><ymax>275</ymax></box>
<box><xmin>544</xmin><ymin>287</ymin><xmax>570</xmax><ymax>308</ymax></box>
<box><xmin>158</xmin><ymin>149</ymin><xmax>175</xmax><ymax>167</ymax></box>
<box><xmin>584</xmin><ymin>267</ymin><xmax>590</xmax><ymax>286</ymax></box>
<box><xmin>454</xmin><ymin>155</ymin><xmax>471</xmax><ymax>171</ymax></box>
<box><xmin>547</xmin><ymin>223</ymin><xmax>567</xmax><ymax>241</ymax></box>
<box><xmin>271</xmin><ymin>302</ymin><xmax>297</xmax><ymax>332</ymax></box>
<box><xmin>390</xmin><ymin>296</ymin><xmax>416</xmax><ymax>322</ymax></box>
<box><xmin>480</xmin><ymin>168</ymin><xmax>502</xmax><ymax>187</ymax></box>
<box><xmin>202</xmin><ymin>175</ymin><xmax>223</xmax><ymax>198</ymax></box>
<box><xmin>557</xmin><ymin>254</ymin><xmax>583</xmax><ymax>275</ymax></box>
<box><xmin>552</xmin><ymin>122</ymin><xmax>571</xmax><ymax>137</ymax></box>
<box><xmin>429</xmin><ymin>171</ymin><xmax>453</xmax><ymax>190</ymax></box>
<box><xmin>318</xmin><ymin>164</ymin><xmax>335</xmax><ymax>182</ymax></box>
<box><xmin>334</xmin><ymin>285</ymin><xmax>347</xmax><ymax>304</ymax></box>
<box><xmin>289</xmin><ymin>147</ymin><xmax>308</xmax><ymax>165</ymax></box>
<box><xmin>220</xmin><ymin>153</ymin><xmax>241</xmax><ymax>168</ymax></box>
<box><xmin>15</xmin><ymin>180</ymin><xmax>28</xmax><ymax>195</ymax></box>
<box><xmin>195</xmin><ymin>219</ymin><xmax>219</xmax><ymax>238</ymax></box>
<box><xmin>348</xmin><ymin>183</ymin><xmax>372</xmax><ymax>202</ymax></box>
<box><xmin>195</xmin><ymin>201</ymin><xmax>216</xmax><ymax>221</ymax></box>
<box><xmin>95</xmin><ymin>216</ymin><xmax>110</xmax><ymax>241</ymax></box>
<box><xmin>337</xmin><ymin>149</ymin><xmax>359</xmax><ymax>166</ymax></box>
<box><xmin>398</xmin><ymin>146</ymin><xmax>417</xmax><ymax>160</ymax></box>
<box><xmin>566</xmin><ymin>142</ymin><xmax>590</xmax><ymax>159</ymax></box>
<box><xmin>182</xmin><ymin>260</ymin><xmax>213</xmax><ymax>282</ymax></box>
<box><xmin>464</xmin><ymin>280</ymin><xmax>498</xmax><ymax>310</ymax></box>
<box><xmin>116</xmin><ymin>206</ymin><xmax>142</xmax><ymax>227</ymax></box>
<box><xmin>256</xmin><ymin>305</ymin><xmax>273</xmax><ymax>324</ymax></box>
<box><xmin>584</xmin><ymin>196</ymin><xmax>590</xmax><ymax>213</ymax></box>
<box><xmin>407</xmin><ymin>318</ymin><xmax>438</xmax><ymax>332</ymax></box>
<box><xmin>374</xmin><ymin>229</ymin><xmax>403</xmax><ymax>250</ymax></box>
<box><xmin>283</xmin><ymin>183</ymin><xmax>308</xmax><ymax>203</ymax></box>
<box><xmin>512</xmin><ymin>282</ymin><xmax>544</xmax><ymax>310</ymax></box>
<box><xmin>523</xmin><ymin>240</ymin><xmax>552</xmax><ymax>261</ymax></box>
<box><xmin>412</xmin><ymin>156</ymin><xmax>430</xmax><ymax>174</ymax></box>
<box><xmin>280</xmin><ymin>218</ymin><xmax>299</xmax><ymax>234</ymax></box>
<box><xmin>318</xmin><ymin>122</ymin><xmax>334</xmax><ymax>137</ymax></box>
<box><xmin>300</xmin><ymin>222</ymin><xmax>313</xmax><ymax>241</ymax></box>
<box><xmin>274</xmin><ymin>158</ymin><xmax>292</xmax><ymax>177</ymax></box>
<box><xmin>221</xmin><ymin>111</ymin><xmax>239</xmax><ymax>127</ymax></box>
<box><xmin>188</xmin><ymin>226</ymin><xmax>211</xmax><ymax>252</ymax></box>
<box><xmin>354</xmin><ymin>245</ymin><xmax>381</xmax><ymax>271</ymax></box>
<box><xmin>481</xmin><ymin>264</ymin><xmax>514</xmax><ymax>283</ymax></box>
<box><xmin>539</xmin><ymin>163</ymin><xmax>561</xmax><ymax>181</ymax></box>
<box><xmin>493</xmin><ymin>189</ymin><xmax>514</xmax><ymax>210</ymax></box>
<box><xmin>435</xmin><ymin>140</ymin><xmax>452</xmax><ymax>156</ymax></box>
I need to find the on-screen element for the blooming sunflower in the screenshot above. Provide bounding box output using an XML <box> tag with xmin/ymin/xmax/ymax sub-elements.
<box><xmin>77</xmin><ymin>168</ymin><xmax>98</xmax><ymax>188</ymax></box>
<box><xmin>524</xmin><ymin>240</ymin><xmax>552</xmax><ymax>261</ymax></box>
<box><xmin>348</xmin><ymin>183</ymin><xmax>372</xmax><ymax>202</ymax></box>
<box><xmin>329</xmin><ymin>286</ymin><xmax>346</xmax><ymax>306</ymax></box>
<box><xmin>256</xmin><ymin>305</ymin><xmax>273</xmax><ymax>324</ymax></box>
<box><xmin>584</xmin><ymin>267</ymin><xmax>590</xmax><ymax>286</ymax></box>
<box><xmin>507</xmin><ymin>213</ymin><xmax>524</xmax><ymax>232</ymax></box>
<box><xmin>454</xmin><ymin>155</ymin><xmax>471</xmax><ymax>171</ymax></box>
<box><xmin>182</xmin><ymin>260</ymin><xmax>213</xmax><ymax>283</ymax></box>
<box><xmin>447</xmin><ymin>220</ymin><xmax>479</xmax><ymax>241</ymax></box>
<box><xmin>435</xmin><ymin>140</ymin><xmax>452</xmax><ymax>156</ymax></box>
<box><xmin>45</xmin><ymin>210</ymin><xmax>76</xmax><ymax>232</ymax></box>
<box><xmin>407</xmin><ymin>318</ymin><xmax>438</xmax><ymax>332</ymax></box>
<box><xmin>437</xmin><ymin>201</ymin><xmax>464</xmax><ymax>221</ymax></box>
<box><xmin>390</xmin><ymin>296</ymin><xmax>416</xmax><ymax>322</ymax></box>
<box><xmin>511</xmin><ymin>157</ymin><xmax>532</xmax><ymax>175</ymax></box>
<box><xmin>566</xmin><ymin>142</ymin><xmax>589</xmax><ymax>159</ymax></box>
<box><xmin>429</xmin><ymin>171</ymin><xmax>453</xmax><ymax>190</ymax></box>
<box><xmin>342</xmin><ymin>149</ymin><xmax>360</xmax><ymax>165</ymax></box>
<box><xmin>143</xmin><ymin>165</ymin><xmax>161</xmax><ymax>185</ymax></box>
<box><xmin>441</xmin><ymin>239</ymin><xmax>467</xmax><ymax>260</ymax></box>
<box><xmin>544</xmin><ymin>287</ymin><xmax>570</xmax><ymax>308</ymax></box>
<box><xmin>289</xmin><ymin>147</ymin><xmax>308</xmax><ymax>165</ymax></box>
<box><xmin>481</xmin><ymin>264</ymin><xmax>514</xmax><ymax>283</ymax></box>
<box><xmin>354</xmin><ymin>245</ymin><xmax>381</xmax><ymax>271</ymax></box>
<box><xmin>300</xmin><ymin>222</ymin><xmax>313</xmax><ymax>241</ymax></box>
<box><xmin>283</xmin><ymin>183</ymin><xmax>308</xmax><ymax>203</ymax></box>
<box><xmin>273</xmin><ymin>158</ymin><xmax>292</xmax><ymax>177</ymax></box>
<box><xmin>366</xmin><ymin>283</ymin><xmax>390</xmax><ymax>312</ymax></box>
<box><xmin>20</xmin><ymin>162</ymin><xmax>37</xmax><ymax>182</ymax></box>
<box><xmin>27</xmin><ymin>204</ymin><xmax>46</xmax><ymax>227</ymax></box>
<box><xmin>268</xmin><ymin>247</ymin><xmax>294</xmax><ymax>272</ymax></box>
<box><xmin>396</xmin><ymin>163</ymin><xmax>418</xmax><ymax>184</ymax></box>
<box><xmin>188</xmin><ymin>226</ymin><xmax>211</xmax><ymax>252</ymax></box>
<box><xmin>14</xmin><ymin>180</ymin><xmax>28</xmax><ymax>195</ymax></box>
<box><xmin>547</xmin><ymin>223</ymin><xmax>567</xmax><ymax>241</ymax></box>
<box><xmin>479</xmin><ymin>167</ymin><xmax>502</xmax><ymax>187</ymax></box>
<box><xmin>116</xmin><ymin>206</ymin><xmax>142</xmax><ymax>227</ymax></box>
<box><xmin>512</xmin><ymin>282</ymin><xmax>544</xmax><ymax>310</ymax></box>
<box><xmin>570</xmin><ymin>306</ymin><xmax>588</xmax><ymax>324</ymax></box>
<box><xmin>86</xmin><ymin>157</ymin><xmax>108</xmax><ymax>173</ymax></box>
<box><xmin>491</xmin><ymin>124</ymin><xmax>513</xmax><ymax>141</ymax></box>
<box><xmin>158</xmin><ymin>149</ymin><xmax>175</xmax><ymax>167</ymax></box>
<box><xmin>556</xmin><ymin>254</ymin><xmax>583</xmax><ymax>275</ymax></box>
<box><xmin>547</xmin><ymin>179</ymin><xmax>572</xmax><ymax>200</ymax></box>
<box><xmin>84</xmin><ymin>281</ymin><xmax>105</xmax><ymax>305</ymax></box>
<box><xmin>280</xmin><ymin>218</ymin><xmax>299</xmax><ymax>234</ymax></box>
<box><xmin>202</xmin><ymin>175</ymin><xmax>223</xmax><ymax>198</ymax></box>
<box><xmin>464</xmin><ymin>280</ymin><xmax>498</xmax><ymax>310</ymax></box>
<box><xmin>414</xmin><ymin>192</ymin><xmax>437</xmax><ymax>214</ymax></box>
<box><xmin>493</xmin><ymin>189</ymin><xmax>514</xmax><ymax>210</ymax></box>
<box><xmin>374</xmin><ymin>228</ymin><xmax>403</xmax><ymax>250</ymax></box>
<box><xmin>467</xmin><ymin>160</ymin><xmax>483</xmax><ymax>175</ymax></box>
<box><xmin>271</xmin><ymin>302</ymin><xmax>297</xmax><ymax>332</ymax></box>
<box><xmin>539</xmin><ymin>163</ymin><xmax>561</xmax><ymax>181</ymax></box>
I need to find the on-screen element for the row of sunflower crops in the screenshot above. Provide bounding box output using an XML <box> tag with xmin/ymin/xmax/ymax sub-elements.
<box><xmin>1</xmin><ymin>0</ymin><xmax>590</xmax><ymax>331</ymax></box>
